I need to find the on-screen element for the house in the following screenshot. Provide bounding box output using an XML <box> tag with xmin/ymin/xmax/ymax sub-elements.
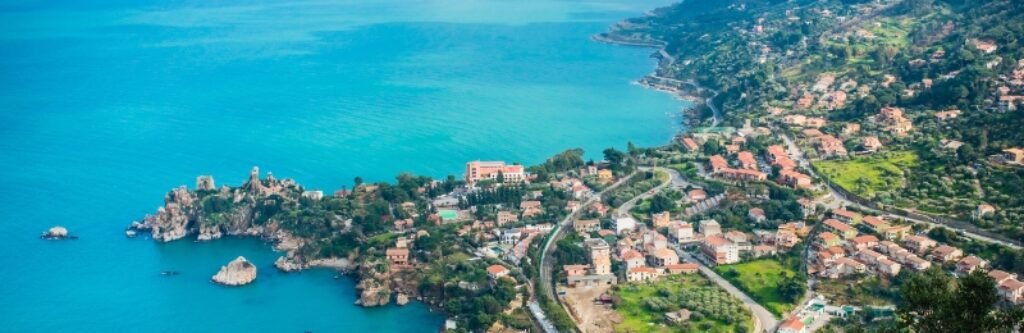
<box><xmin>665</xmin><ymin>263</ymin><xmax>699</xmax><ymax>274</ymax></box>
<box><xmin>668</xmin><ymin>222</ymin><xmax>695</xmax><ymax>242</ymax></box>
<box><xmin>724</xmin><ymin>231</ymin><xmax>750</xmax><ymax>250</ymax></box>
<box><xmin>876</xmin><ymin>107</ymin><xmax>913</xmax><ymax>136</ymax></box>
<box><xmin>862</xmin><ymin>216</ymin><xmax>889</xmax><ymax>233</ymax></box>
<box><xmin>998</xmin><ymin>279</ymin><xmax>1024</xmax><ymax>305</ymax></box>
<box><xmin>752</xmin><ymin>245</ymin><xmax>778</xmax><ymax>258</ymax></box>
<box><xmin>500</xmin><ymin>228</ymin><xmax>522</xmax><ymax>245</ymax></box>
<box><xmin>615</xmin><ymin>216</ymin><xmax>638</xmax><ymax>235</ymax></box>
<box><xmin>688</xmin><ymin>189</ymin><xmax>707</xmax><ymax>202</ymax></box>
<box><xmin>520</xmin><ymin>201</ymin><xmax>542</xmax><ymax>218</ymax></box>
<box><xmin>487</xmin><ymin>264</ymin><xmax>510</xmax><ymax>280</ymax></box>
<box><xmin>563</xmin><ymin>264</ymin><xmax>589</xmax><ymax>277</ymax></box>
<box><xmin>989</xmin><ymin>270</ymin><xmax>1017</xmax><ymax>285</ymax></box>
<box><xmin>574</xmin><ymin>219</ymin><xmax>601</xmax><ymax>234</ymax></box>
<box><xmin>586</xmin><ymin>238</ymin><xmax>611</xmax><ymax>260</ymax></box>
<box><xmin>719</xmin><ymin>168</ymin><xmax>768</xmax><ymax>181</ymax></box>
<box><xmin>977</xmin><ymin>204</ymin><xmax>997</xmax><ymax>217</ymax></box>
<box><xmin>802</xmin><ymin>128</ymin><xmax>824</xmax><ymax>138</ymax></box>
<box><xmin>972</xmin><ymin>39</ymin><xmax>999</xmax><ymax>54</ymax></box>
<box><xmin>903</xmin><ymin>235</ymin><xmax>938</xmax><ymax>254</ymax></box>
<box><xmin>827</xmin><ymin>257</ymin><xmax>868</xmax><ymax>278</ymax></box>
<box><xmin>590</xmin><ymin>203</ymin><xmax>609</xmax><ymax>217</ymax></box>
<box><xmin>709</xmin><ymin>155</ymin><xmax>729</xmax><ymax>173</ymax></box>
<box><xmin>883</xmin><ymin>225</ymin><xmax>912</xmax><ymax>240</ymax></box>
<box><xmin>627</xmin><ymin>267</ymin><xmax>661</xmax><ymax>282</ymax></box>
<box><xmin>386</xmin><ymin>247</ymin><xmax>410</xmax><ymax>266</ymax></box>
<box><xmin>783</xmin><ymin>114</ymin><xmax>807</xmax><ymax>126</ymax></box>
<box><xmin>877</xmin><ymin>258</ymin><xmax>902</xmax><ymax>277</ymax></box>
<box><xmin>699</xmin><ymin>220</ymin><xmax>722</xmax><ymax>236</ymax></box>
<box><xmin>393</xmin><ymin>218</ymin><xmax>415</xmax><ymax>231</ymax></box>
<box><xmin>816</xmin><ymin>232</ymin><xmax>843</xmax><ymax>249</ymax></box>
<box><xmin>748</xmin><ymin>208</ymin><xmax>766</xmax><ymax>223</ymax></box>
<box><xmin>680</xmin><ymin>137</ymin><xmax>700</xmax><ymax>152</ymax></box>
<box><xmin>957</xmin><ymin>256</ymin><xmax>988</xmax><ymax>275</ymax></box>
<box><xmin>622</xmin><ymin>250</ymin><xmax>646</xmax><ymax>270</ymax></box>
<box><xmin>843</xmin><ymin>123</ymin><xmax>861</xmax><ymax>136</ymax></box>
<box><xmin>823</xmin><ymin>219</ymin><xmax>858</xmax><ymax>239</ymax></box>
<box><xmin>935</xmin><ymin>109</ymin><xmax>961</xmax><ymax>121</ymax></box>
<box><xmin>651</xmin><ymin>248</ymin><xmax>680</xmax><ymax>267</ymax></box>
<box><xmin>818</xmin><ymin>135</ymin><xmax>848</xmax><ymax>157</ymax></box>
<box><xmin>597</xmin><ymin>169</ymin><xmax>614</xmax><ymax>182</ymax></box>
<box><xmin>497</xmin><ymin>211</ymin><xmax>518</xmax><ymax>225</ymax></box>
<box><xmin>652</xmin><ymin>212</ymin><xmax>671</xmax><ymax>228</ymax></box>
<box><xmin>776</xmin><ymin>230</ymin><xmax>801</xmax><ymax>248</ymax></box>
<box><xmin>777</xmin><ymin>316</ymin><xmax>806</xmax><ymax>333</ymax></box>
<box><xmin>863</xmin><ymin>136</ymin><xmax>883</xmax><ymax>152</ymax></box>
<box><xmin>778</xmin><ymin>170</ymin><xmax>813</xmax><ymax>189</ymax></box>
<box><xmin>796</xmin><ymin>94</ymin><xmax>815</xmax><ymax>109</ymax></box>
<box><xmin>806</xmin><ymin>117</ymin><xmax>828</xmax><ymax>128</ymax></box>
<box><xmin>702</xmin><ymin>235</ymin><xmax>740</xmax><ymax>265</ymax></box>
<box><xmin>1004</xmin><ymin>148</ymin><xmax>1024</xmax><ymax>165</ymax></box>
<box><xmin>929</xmin><ymin>245</ymin><xmax>964</xmax><ymax>262</ymax></box>
<box><xmin>857</xmin><ymin>249</ymin><xmax>887</xmax><ymax>265</ymax></box>
<box><xmin>737</xmin><ymin>151</ymin><xmax>758</xmax><ymax>170</ymax></box>
<box><xmin>465</xmin><ymin>161</ymin><xmax>525</xmax><ymax>185</ymax></box>
<box><xmin>849</xmin><ymin>235</ymin><xmax>879</xmax><ymax>251</ymax></box>
<box><xmin>906</xmin><ymin>255</ymin><xmax>932</xmax><ymax>271</ymax></box>
<box><xmin>831</xmin><ymin>208</ymin><xmax>862</xmax><ymax>224</ymax></box>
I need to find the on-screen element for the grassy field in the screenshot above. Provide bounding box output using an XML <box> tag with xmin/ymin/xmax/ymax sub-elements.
<box><xmin>712</xmin><ymin>259</ymin><xmax>799</xmax><ymax>316</ymax></box>
<box><xmin>814</xmin><ymin>277</ymin><xmax>900</xmax><ymax>307</ymax></box>
<box><xmin>814</xmin><ymin>151</ymin><xmax>918</xmax><ymax>198</ymax></box>
<box><xmin>614</xmin><ymin>274</ymin><xmax>752</xmax><ymax>333</ymax></box>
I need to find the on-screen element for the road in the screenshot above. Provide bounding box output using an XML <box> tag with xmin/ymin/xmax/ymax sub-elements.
<box><xmin>614</xmin><ymin>167</ymin><xmax>675</xmax><ymax>216</ymax></box>
<box><xmin>673</xmin><ymin>247</ymin><xmax>779</xmax><ymax>333</ymax></box>
<box><xmin>778</xmin><ymin>133</ymin><xmax>1022</xmax><ymax>250</ymax></box>
<box><xmin>532</xmin><ymin>170</ymin><xmax>641</xmax><ymax>333</ymax></box>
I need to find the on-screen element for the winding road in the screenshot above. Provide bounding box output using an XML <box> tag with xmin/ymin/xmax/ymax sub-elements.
<box><xmin>779</xmin><ymin>133</ymin><xmax>1021</xmax><ymax>250</ymax></box>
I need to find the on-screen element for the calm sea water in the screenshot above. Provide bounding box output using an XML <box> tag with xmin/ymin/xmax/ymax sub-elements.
<box><xmin>0</xmin><ymin>0</ymin><xmax>686</xmax><ymax>331</ymax></box>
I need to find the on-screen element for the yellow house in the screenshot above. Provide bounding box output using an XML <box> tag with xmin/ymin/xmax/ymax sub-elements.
<box><xmin>597</xmin><ymin>169</ymin><xmax>613</xmax><ymax>182</ymax></box>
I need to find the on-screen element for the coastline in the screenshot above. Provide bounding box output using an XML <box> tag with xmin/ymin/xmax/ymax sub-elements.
<box><xmin>592</xmin><ymin>31</ymin><xmax>710</xmax><ymax>130</ymax></box>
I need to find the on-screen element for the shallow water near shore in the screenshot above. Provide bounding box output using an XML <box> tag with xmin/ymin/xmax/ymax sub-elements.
<box><xmin>0</xmin><ymin>0</ymin><xmax>686</xmax><ymax>331</ymax></box>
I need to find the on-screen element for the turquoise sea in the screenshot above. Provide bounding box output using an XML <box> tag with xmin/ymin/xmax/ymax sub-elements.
<box><xmin>0</xmin><ymin>0</ymin><xmax>687</xmax><ymax>331</ymax></box>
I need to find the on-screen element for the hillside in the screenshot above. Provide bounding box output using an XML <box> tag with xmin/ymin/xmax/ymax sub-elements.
<box><xmin>607</xmin><ymin>0</ymin><xmax>1024</xmax><ymax>238</ymax></box>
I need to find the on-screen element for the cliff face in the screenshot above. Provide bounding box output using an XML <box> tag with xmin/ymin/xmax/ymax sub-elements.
<box><xmin>133</xmin><ymin>167</ymin><xmax>300</xmax><ymax>243</ymax></box>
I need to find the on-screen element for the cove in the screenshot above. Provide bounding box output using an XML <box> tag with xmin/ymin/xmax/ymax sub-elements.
<box><xmin>0</xmin><ymin>0</ymin><xmax>687</xmax><ymax>331</ymax></box>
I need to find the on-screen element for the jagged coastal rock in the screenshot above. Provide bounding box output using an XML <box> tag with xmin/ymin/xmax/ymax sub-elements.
<box><xmin>41</xmin><ymin>226</ymin><xmax>69</xmax><ymax>240</ymax></box>
<box><xmin>396</xmin><ymin>293</ymin><xmax>409</xmax><ymax>306</ymax></box>
<box><xmin>212</xmin><ymin>256</ymin><xmax>257</xmax><ymax>286</ymax></box>
<box><xmin>355</xmin><ymin>278</ymin><xmax>391</xmax><ymax>307</ymax></box>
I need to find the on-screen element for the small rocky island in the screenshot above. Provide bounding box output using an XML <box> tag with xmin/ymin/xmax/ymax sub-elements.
<box><xmin>212</xmin><ymin>256</ymin><xmax>257</xmax><ymax>286</ymax></box>
<box><xmin>41</xmin><ymin>226</ymin><xmax>70</xmax><ymax>240</ymax></box>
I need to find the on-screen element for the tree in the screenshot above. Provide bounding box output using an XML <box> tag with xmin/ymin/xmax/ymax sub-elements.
<box><xmin>897</xmin><ymin>268</ymin><xmax>1023</xmax><ymax>332</ymax></box>
<box><xmin>354</xmin><ymin>176</ymin><xmax>363</xmax><ymax>187</ymax></box>
<box><xmin>649</xmin><ymin>194</ymin><xmax>676</xmax><ymax>214</ymax></box>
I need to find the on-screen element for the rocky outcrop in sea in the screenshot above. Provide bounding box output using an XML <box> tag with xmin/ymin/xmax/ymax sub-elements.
<box><xmin>41</xmin><ymin>226</ymin><xmax>69</xmax><ymax>240</ymax></box>
<box><xmin>212</xmin><ymin>256</ymin><xmax>257</xmax><ymax>286</ymax></box>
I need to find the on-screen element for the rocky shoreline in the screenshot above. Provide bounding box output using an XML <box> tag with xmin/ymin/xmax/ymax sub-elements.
<box><xmin>595</xmin><ymin>26</ymin><xmax>711</xmax><ymax>129</ymax></box>
<box><xmin>128</xmin><ymin>168</ymin><xmax>412</xmax><ymax>307</ymax></box>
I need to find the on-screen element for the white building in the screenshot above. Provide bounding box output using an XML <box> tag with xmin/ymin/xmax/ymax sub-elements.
<box><xmin>615</xmin><ymin>216</ymin><xmax>638</xmax><ymax>235</ymax></box>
